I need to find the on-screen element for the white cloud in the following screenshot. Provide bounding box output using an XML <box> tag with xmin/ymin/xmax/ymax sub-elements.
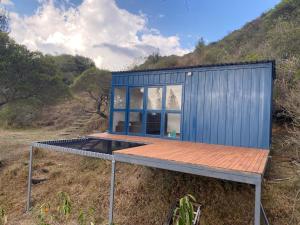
<box><xmin>0</xmin><ymin>0</ymin><xmax>13</xmax><ymax>6</ymax></box>
<box><xmin>9</xmin><ymin>0</ymin><xmax>190</xmax><ymax>70</ymax></box>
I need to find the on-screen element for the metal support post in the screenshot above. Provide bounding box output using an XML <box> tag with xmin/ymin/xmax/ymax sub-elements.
<box><xmin>108</xmin><ymin>159</ymin><xmax>116</xmax><ymax>225</ymax></box>
<box><xmin>26</xmin><ymin>146</ymin><xmax>33</xmax><ymax>212</ymax></box>
<box><xmin>254</xmin><ymin>177</ymin><xmax>261</xmax><ymax>225</ymax></box>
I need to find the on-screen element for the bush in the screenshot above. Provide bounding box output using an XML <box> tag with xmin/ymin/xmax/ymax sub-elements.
<box><xmin>0</xmin><ymin>98</ymin><xmax>41</xmax><ymax>128</ymax></box>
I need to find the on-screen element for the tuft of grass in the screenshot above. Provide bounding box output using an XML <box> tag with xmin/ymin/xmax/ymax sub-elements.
<box><xmin>0</xmin><ymin>207</ymin><xmax>7</xmax><ymax>225</ymax></box>
<box><xmin>37</xmin><ymin>203</ymin><xmax>52</xmax><ymax>225</ymax></box>
<box><xmin>57</xmin><ymin>192</ymin><xmax>72</xmax><ymax>219</ymax></box>
<box><xmin>78</xmin><ymin>207</ymin><xmax>96</xmax><ymax>225</ymax></box>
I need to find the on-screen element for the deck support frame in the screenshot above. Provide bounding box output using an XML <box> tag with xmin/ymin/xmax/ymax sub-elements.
<box><xmin>26</xmin><ymin>146</ymin><xmax>33</xmax><ymax>212</ymax></box>
<box><xmin>255</xmin><ymin>178</ymin><xmax>262</xmax><ymax>225</ymax></box>
<box><xmin>26</xmin><ymin>140</ymin><xmax>114</xmax><ymax>220</ymax></box>
<box><xmin>109</xmin><ymin>159</ymin><xmax>116</xmax><ymax>225</ymax></box>
<box><xmin>114</xmin><ymin>153</ymin><xmax>264</xmax><ymax>225</ymax></box>
<box><xmin>26</xmin><ymin>139</ymin><xmax>266</xmax><ymax>225</ymax></box>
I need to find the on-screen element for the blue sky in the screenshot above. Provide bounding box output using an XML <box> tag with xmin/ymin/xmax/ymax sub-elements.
<box><xmin>9</xmin><ymin>0</ymin><xmax>281</xmax><ymax>48</ymax></box>
<box><xmin>3</xmin><ymin>0</ymin><xmax>281</xmax><ymax>69</ymax></box>
<box><xmin>116</xmin><ymin>0</ymin><xmax>281</xmax><ymax>48</ymax></box>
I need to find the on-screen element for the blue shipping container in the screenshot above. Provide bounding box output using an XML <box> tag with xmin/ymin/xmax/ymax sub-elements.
<box><xmin>109</xmin><ymin>61</ymin><xmax>275</xmax><ymax>149</ymax></box>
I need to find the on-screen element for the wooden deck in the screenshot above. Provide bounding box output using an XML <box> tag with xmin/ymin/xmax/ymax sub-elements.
<box><xmin>89</xmin><ymin>133</ymin><xmax>269</xmax><ymax>175</ymax></box>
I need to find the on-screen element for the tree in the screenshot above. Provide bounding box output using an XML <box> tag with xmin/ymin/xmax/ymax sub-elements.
<box><xmin>0</xmin><ymin>32</ymin><xmax>68</xmax><ymax>108</ymax></box>
<box><xmin>49</xmin><ymin>54</ymin><xmax>95</xmax><ymax>85</ymax></box>
<box><xmin>143</xmin><ymin>53</ymin><xmax>161</xmax><ymax>66</ymax></box>
<box><xmin>195</xmin><ymin>37</ymin><xmax>205</xmax><ymax>54</ymax></box>
<box><xmin>0</xmin><ymin>6</ymin><xmax>9</xmax><ymax>33</ymax></box>
<box><xmin>71</xmin><ymin>67</ymin><xmax>111</xmax><ymax>119</ymax></box>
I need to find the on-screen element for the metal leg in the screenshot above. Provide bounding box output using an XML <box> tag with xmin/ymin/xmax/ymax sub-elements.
<box><xmin>26</xmin><ymin>146</ymin><xmax>33</xmax><ymax>212</ymax></box>
<box><xmin>109</xmin><ymin>159</ymin><xmax>116</xmax><ymax>225</ymax></box>
<box><xmin>254</xmin><ymin>178</ymin><xmax>261</xmax><ymax>225</ymax></box>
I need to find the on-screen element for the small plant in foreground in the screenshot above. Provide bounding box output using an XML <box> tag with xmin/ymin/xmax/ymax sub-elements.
<box><xmin>57</xmin><ymin>192</ymin><xmax>72</xmax><ymax>219</ymax></box>
<box><xmin>78</xmin><ymin>209</ymin><xmax>86</xmax><ymax>225</ymax></box>
<box><xmin>78</xmin><ymin>207</ymin><xmax>96</xmax><ymax>225</ymax></box>
<box><xmin>37</xmin><ymin>203</ymin><xmax>52</xmax><ymax>225</ymax></box>
<box><xmin>0</xmin><ymin>207</ymin><xmax>8</xmax><ymax>225</ymax></box>
<box><xmin>35</xmin><ymin>191</ymin><xmax>99</xmax><ymax>225</ymax></box>
<box><xmin>173</xmin><ymin>194</ymin><xmax>197</xmax><ymax>225</ymax></box>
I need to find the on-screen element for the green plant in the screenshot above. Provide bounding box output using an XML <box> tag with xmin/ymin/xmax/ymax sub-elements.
<box><xmin>57</xmin><ymin>192</ymin><xmax>71</xmax><ymax>219</ymax></box>
<box><xmin>37</xmin><ymin>203</ymin><xmax>51</xmax><ymax>225</ymax></box>
<box><xmin>0</xmin><ymin>207</ymin><xmax>7</xmax><ymax>225</ymax></box>
<box><xmin>173</xmin><ymin>194</ymin><xmax>197</xmax><ymax>225</ymax></box>
<box><xmin>78</xmin><ymin>207</ymin><xmax>96</xmax><ymax>225</ymax></box>
<box><xmin>78</xmin><ymin>209</ymin><xmax>86</xmax><ymax>225</ymax></box>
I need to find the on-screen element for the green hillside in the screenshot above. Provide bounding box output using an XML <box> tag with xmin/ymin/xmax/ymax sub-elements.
<box><xmin>138</xmin><ymin>0</ymin><xmax>300</xmax><ymax>70</ymax></box>
<box><xmin>136</xmin><ymin>0</ymin><xmax>300</xmax><ymax>150</ymax></box>
<box><xmin>0</xmin><ymin>32</ymin><xmax>110</xmax><ymax>127</ymax></box>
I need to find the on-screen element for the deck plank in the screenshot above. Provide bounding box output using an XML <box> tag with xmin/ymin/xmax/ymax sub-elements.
<box><xmin>89</xmin><ymin>133</ymin><xmax>269</xmax><ymax>175</ymax></box>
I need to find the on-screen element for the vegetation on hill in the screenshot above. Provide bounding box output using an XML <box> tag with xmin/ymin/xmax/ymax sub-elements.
<box><xmin>0</xmin><ymin>8</ymin><xmax>111</xmax><ymax>128</ymax></box>
<box><xmin>136</xmin><ymin>0</ymin><xmax>300</xmax><ymax>146</ymax></box>
<box><xmin>0</xmin><ymin>32</ymin><xmax>70</xmax><ymax>127</ymax></box>
<box><xmin>49</xmin><ymin>54</ymin><xmax>95</xmax><ymax>85</ymax></box>
<box><xmin>138</xmin><ymin>0</ymin><xmax>300</xmax><ymax>71</ymax></box>
<box><xmin>0</xmin><ymin>31</ymin><xmax>110</xmax><ymax>127</ymax></box>
<box><xmin>71</xmin><ymin>67</ymin><xmax>111</xmax><ymax>119</ymax></box>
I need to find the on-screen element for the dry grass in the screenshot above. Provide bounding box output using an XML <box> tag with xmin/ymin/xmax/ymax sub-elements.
<box><xmin>0</xmin><ymin>126</ymin><xmax>299</xmax><ymax>225</ymax></box>
<box><xmin>34</xmin><ymin>94</ymin><xmax>107</xmax><ymax>133</ymax></box>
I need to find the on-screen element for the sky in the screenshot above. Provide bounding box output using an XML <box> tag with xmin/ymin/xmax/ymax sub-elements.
<box><xmin>1</xmin><ymin>0</ymin><xmax>281</xmax><ymax>70</ymax></box>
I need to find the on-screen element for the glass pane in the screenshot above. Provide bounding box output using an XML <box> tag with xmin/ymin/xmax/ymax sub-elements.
<box><xmin>146</xmin><ymin>112</ymin><xmax>161</xmax><ymax>135</ymax></box>
<box><xmin>166</xmin><ymin>85</ymin><xmax>182</xmax><ymax>110</ymax></box>
<box><xmin>147</xmin><ymin>87</ymin><xmax>162</xmax><ymax>110</ymax></box>
<box><xmin>114</xmin><ymin>87</ymin><xmax>126</xmax><ymax>109</ymax></box>
<box><xmin>130</xmin><ymin>87</ymin><xmax>144</xmax><ymax>109</ymax></box>
<box><xmin>112</xmin><ymin>112</ymin><xmax>125</xmax><ymax>132</ymax></box>
<box><xmin>129</xmin><ymin>112</ymin><xmax>143</xmax><ymax>133</ymax></box>
<box><xmin>164</xmin><ymin>113</ymin><xmax>181</xmax><ymax>138</ymax></box>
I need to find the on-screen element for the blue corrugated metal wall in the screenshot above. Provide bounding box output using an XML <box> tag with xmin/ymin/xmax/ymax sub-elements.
<box><xmin>111</xmin><ymin>61</ymin><xmax>274</xmax><ymax>149</ymax></box>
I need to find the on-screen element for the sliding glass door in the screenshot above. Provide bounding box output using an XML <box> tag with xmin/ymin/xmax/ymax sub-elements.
<box><xmin>128</xmin><ymin>87</ymin><xmax>144</xmax><ymax>135</ymax></box>
<box><xmin>112</xmin><ymin>86</ymin><xmax>127</xmax><ymax>133</ymax></box>
<box><xmin>146</xmin><ymin>87</ymin><xmax>163</xmax><ymax>136</ymax></box>
<box><xmin>111</xmin><ymin>84</ymin><xmax>183</xmax><ymax>139</ymax></box>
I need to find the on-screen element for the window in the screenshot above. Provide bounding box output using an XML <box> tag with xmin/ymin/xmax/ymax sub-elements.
<box><xmin>164</xmin><ymin>113</ymin><xmax>181</xmax><ymax>138</ymax></box>
<box><xmin>129</xmin><ymin>112</ymin><xmax>143</xmax><ymax>133</ymax></box>
<box><xmin>130</xmin><ymin>87</ymin><xmax>144</xmax><ymax>109</ymax></box>
<box><xmin>112</xmin><ymin>112</ymin><xmax>125</xmax><ymax>132</ymax></box>
<box><xmin>166</xmin><ymin>85</ymin><xmax>182</xmax><ymax>110</ymax></box>
<box><xmin>112</xmin><ymin>87</ymin><xmax>127</xmax><ymax>133</ymax></box>
<box><xmin>114</xmin><ymin>87</ymin><xmax>126</xmax><ymax>109</ymax></box>
<box><xmin>128</xmin><ymin>87</ymin><xmax>144</xmax><ymax>134</ymax></box>
<box><xmin>146</xmin><ymin>112</ymin><xmax>161</xmax><ymax>135</ymax></box>
<box><xmin>147</xmin><ymin>87</ymin><xmax>162</xmax><ymax>110</ymax></box>
<box><xmin>146</xmin><ymin>87</ymin><xmax>163</xmax><ymax>135</ymax></box>
<box><xmin>164</xmin><ymin>85</ymin><xmax>182</xmax><ymax>139</ymax></box>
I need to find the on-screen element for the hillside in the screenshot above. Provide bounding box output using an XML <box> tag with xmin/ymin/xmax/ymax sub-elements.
<box><xmin>135</xmin><ymin>0</ymin><xmax>300</xmax><ymax>146</ymax></box>
<box><xmin>136</xmin><ymin>0</ymin><xmax>300</xmax><ymax>114</ymax></box>
<box><xmin>138</xmin><ymin>0</ymin><xmax>300</xmax><ymax>70</ymax></box>
<box><xmin>0</xmin><ymin>31</ymin><xmax>110</xmax><ymax>128</ymax></box>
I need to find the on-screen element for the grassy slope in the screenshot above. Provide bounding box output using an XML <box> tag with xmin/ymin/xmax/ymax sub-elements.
<box><xmin>0</xmin><ymin>126</ymin><xmax>299</xmax><ymax>225</ymax></box>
